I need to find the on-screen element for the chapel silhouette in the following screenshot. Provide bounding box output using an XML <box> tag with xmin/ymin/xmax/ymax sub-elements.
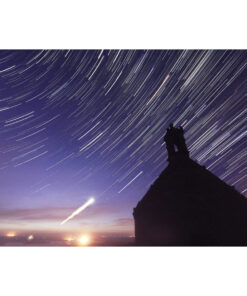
<box><xmin>133</xmin><ymin>124</ymin><xmax>247</xmax><ymax>246</ymax></box>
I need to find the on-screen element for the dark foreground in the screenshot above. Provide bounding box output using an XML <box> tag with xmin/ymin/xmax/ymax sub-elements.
<box><xmin>0</xmin><ymin>234</ymin><xmax>135</xmax><ymax>247</ymax></box>
<box><xmin>1</xmin><ymin>235</ymin><xmax>247</xmax><ymax>246</ymax></box>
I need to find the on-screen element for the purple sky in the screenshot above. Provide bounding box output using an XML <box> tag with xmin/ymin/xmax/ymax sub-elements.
<box><xmin>0</xmin><ymin>50</ymin><xmax>246</xmax><ymax>235</ymax></box>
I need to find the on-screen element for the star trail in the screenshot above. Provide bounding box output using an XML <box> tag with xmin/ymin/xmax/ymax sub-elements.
<box><xmin>0</xmin><ymin>50</ymin><xmax>246</xmax><ymax>234</ymax></box>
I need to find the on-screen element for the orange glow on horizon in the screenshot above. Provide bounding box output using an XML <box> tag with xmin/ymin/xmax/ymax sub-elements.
<box><xmin>6</xmin><ymin>232</ymin><xmax>16</xmax><ymax>237</ymax></box>
<box><xmin>78</xmin><ymin>235</ymin><xmax>90</xmax><ymax>246</ymax></box>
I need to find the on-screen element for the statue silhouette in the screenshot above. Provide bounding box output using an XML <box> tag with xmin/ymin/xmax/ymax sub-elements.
<box><xmin>164</xmin><ymin>124</ymin><xmax>175</xmax><ymax>157</ymax></box>
<box><xmin>164</xmin><ymin>123</ymin><xmax>189</xmax><ymax>160</ymax></box>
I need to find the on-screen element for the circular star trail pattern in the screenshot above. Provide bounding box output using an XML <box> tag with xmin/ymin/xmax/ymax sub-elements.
<box><xmin>0</xmin><ymin>50</ymin><xmax>246</xmax><ymax>229</ymax></box>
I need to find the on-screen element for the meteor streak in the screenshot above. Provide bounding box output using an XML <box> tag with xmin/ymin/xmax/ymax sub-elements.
<box><xmin>60</xmin><ymin>197</ymin><xmax>95</xmax><ymax>225</ymax></box>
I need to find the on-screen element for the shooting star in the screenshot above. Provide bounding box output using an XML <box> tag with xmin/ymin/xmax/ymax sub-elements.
<box><xmin>60</xmin><ymin>197</ymin><xmax>95</xmax><ymax>225</ymax></box>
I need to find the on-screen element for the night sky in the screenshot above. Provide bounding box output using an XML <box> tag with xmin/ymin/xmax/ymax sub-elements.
<box><xmin>0</xmin><ymin>50</ymin><xmax>246</xmax><ymax>236</ymax></box>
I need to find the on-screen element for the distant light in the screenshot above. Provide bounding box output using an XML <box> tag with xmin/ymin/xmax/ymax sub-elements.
<box><xmin>64</xmin><ymin>237</ymin><xmax>73</xmax><ymax>242</ymax></box>
<box><xmin>78</xmin><ymin>235</ymin><xmax>90</xmax><ymax>246</ymax></box>
<box><xmin>6</xmin><ymin>232</ymin><xmax>16</xmax><ymax>237</ymax></box>
<box><xmin>27</xmin><ymin>235</ymin><xmax>34</xmax><ymax>241</ymax></box>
